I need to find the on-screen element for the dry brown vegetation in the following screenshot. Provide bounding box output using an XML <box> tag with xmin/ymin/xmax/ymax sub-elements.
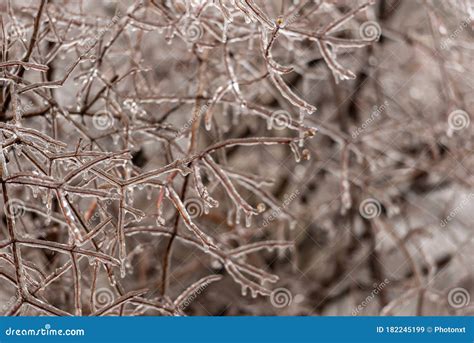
<box><xmin>0</xmin><ymin>0</ymin><xmax>473</xmax><ymax>316</ymax></box>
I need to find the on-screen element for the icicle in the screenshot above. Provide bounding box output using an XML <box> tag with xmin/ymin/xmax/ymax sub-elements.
<box><xmin>58</xmin><ymin>192</ymin><xmax>82</xmax><ymax>242</ymax></box>
<box><xmin>298</xmin><ymin>109</ymin><xmax>305</xmax><ymax>147</ymax></box>
<box><xmin>245</xmin><ymin>214</ymin><xmax>252</xmax><ymax>228</ymax></box>
<box><xmin>232</xmin><ymin>106</ymin><xmax>241</xmax><ymax>126</ymax></box>
<box><xmin>16</xmin><ymin>145</ymin><xmax>23</xmax><ymax>157</ymax></box>
<box><xmin>112</xmin><ymin>134</ymin><xmax>120</xmax><ymax>145</ymax></box>
<box><xmin>235</xmin><ymin>208</ymin><xmax>242</xmax><ymax>225</ymax></box>
<box><xmin>125</xmin><ymin>259</ymin><xmax>132</xmax><ymax>270</ymax></box>
<box><xmin>45</xmin><ymin>192</ymin><xmax>52</xmax><ymax>225</ymax></box>
<box><xmin>222</xmin><ymin>20</ymin><xmax>229</xmax><ymax>42</ymax></box>
<box><xmin>227</xmin><ymin>208</ymin><xmax>234</xmax><ymax>226</ymax></box>
<box><xmin>126</xmin><ymin>188</ymin><xmax>133</xmax><ymax>205</ymax></box>
<box><xmin>193</xmin><ymin>162</ymin><xmax>218</xmax><ymax>208</ymax></box>
<box><xmin>146</xmin><ymin>186</ymin><xmax>153</xmax><ymax>200</ymax></box>
<box><xmin>178</xmin><ymin>165</ymin><xmax>192</xmax><ymax>176</ymax></box>
<box><xmin>41</xmin><ymin>192</ymin><xmax>48</xmax><ymax>205</ymax></box>
<box><xmin>110</xmin><ymin>274</ymin><xmax>117</xmax><ymax>287</ymax></box>
<box><xmin>87</xmin><ymin>257</ymin><xmax>95</xmax><ymax>266</ymax></box>
<box><xmin>120</xmin><ymin>258</ymin><xmax>126</xmax><ymax>278</ymax></box>
<box><xmin>289</xmin><ymin>142</ymin><xmax>301</xmax><ymax>162</ymax></box>
<box><xmin>0</xmin><ymin>148</ymin><xmax>8</xmax><ymax>177</ymax></box>
<box><xmin>250</xmin><ymin>288</ymin><xmax>258</xmax><ymax>298</ymax></box>
<box><xmin>204</xmin><ymin>114</ymin><xmax>212</xmax><ymax>131</ymax></box>
<box><xmin>156</xmin><ymin>214</ymin><xmax>166</xmax><ymax>226</ymax></box>
<box><xmin>266</xmin><ymin>118</ymin><xmax>273</xmax><ymax>130</ymax></box>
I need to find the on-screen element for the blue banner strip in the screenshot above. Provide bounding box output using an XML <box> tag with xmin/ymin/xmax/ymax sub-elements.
<box><xmin>0</xmin><ymin>316</ymin><xmax>473</xmax><ymax>343</ymax></box>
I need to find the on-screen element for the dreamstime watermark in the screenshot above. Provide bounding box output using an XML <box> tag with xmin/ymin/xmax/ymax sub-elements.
<box><xmin>15</xmin><ymin>100</ymin><xmax>34</xmax><ymax>120</ymax></box>
<box><xmin>175</xmin><ymin>103</ymin><xmax>209</xmax><ymax>138</ymax></box>
<box><xmin>5</xmin><ymin>324</ymin><xmax>84</xmax><ymax>337</ymax></box>
<box><xmin>184</xmin><ymin>21</ymin><xmax>203</xmax><ymax>43</ymax></box>
<box><xmin>359</xmin><ymin>198</ymin><xmax>382</xmax><ymax>219</ymax></box>
<box><xmin>184</xmin><ymin>197</ymin><xmax>205</xmax><ymax>219</ymax></box>
<box><xmin>79</xmin><ymin>10</ymin><xmax>122</xmax><ymax>58</ymax></box>
<box><xmin>61</xmin><ymin>8</ymin><xmax>124</xmax><ymax>74</ymax></box>
<box><xmin>87</xmin><ymin>197</ymin><xmax>115</xmax><ymax>223</ymax></box>
<box><xmin>440</xmin><ymin>16</ymin><xmax>473</xmax><ymax>50</ymax></box>
<box><xmin>359</xmin><ymin>21</ymin><xmax>382</xmax><ymax>41</ymax></box>
<box><xmin>1</xmin><ymin>296</ymin><xmax>17</xmax><ymax>312</ymax></box>
<box><xmin>352</xmin><ymin>278</ymin><xmax>390</xmax><ymax>315</ymax></box>
<box><xmin>260</xmin><ymin>189</ymin><xmax>299</xmax><ymax>229</ymax></box>
<box><xmin>275</xmin><ymin>11</ymin><xmax>300</xmax><ymax>28</ymax></box>
<box><xmin>440</xmin><ymin>193</ymin><xmax>474</xmax><ymax>228</ymax></box>
<box><xmin>270</xmin><ymin>287</ymin><xmax>293</xmax><ymax>308</ymax></box>
<box><xmin>352</xmin><ymin>101</ymin><xmax>388</xmax><ymax>139</ymax></box>
<box><xmin>94</xmin><ymin>287</ymin><xmax>114</xmax><ymax>308</ymax></box>
<box><xmin>447</xmin><ymin>287</ymin><xmax>471</xmax><ymax>309</ymax></box>
<box><xmin>268</xmin><ymin>110</ymin><xmax>292</xmax><ymax>130</ymax></box>
<box><xmin>178</xmin><ymin>280</ymin><xmax>213</xmax><ymax>311</ymax></box>
<box><xmin>4</xmin><ymin>199</ymin><xmax>26</xmax><ymax>219</ymax></box>
<box><xmin>447</xmin><ymin>109</ymin><xmax>470</xmax><ymax>136</ymax></box>
<box><xmin>92</xmin><ymin>111</ymin><xmax>115</xmax><ymax>130</ymax></box>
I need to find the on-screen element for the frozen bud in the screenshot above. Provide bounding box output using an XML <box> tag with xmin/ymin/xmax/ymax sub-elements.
<box><xmin>304</xmin><ymin>128</ymin><xmax>317</xmax><ymax>138</ymax></box>
<box><xmin>302</xmin><ymin>149</ymin><xmax>311</xmax><ymax>161</ymax></box>
<box><xmin>276</xmin><ymin>16</ymin><xmax>285</xmax><ymax>27</ymax></box>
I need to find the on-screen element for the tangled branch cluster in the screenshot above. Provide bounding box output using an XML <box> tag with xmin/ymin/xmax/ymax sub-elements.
<box><xmin>1</xmin><ymin>0</ymin><xmax>473</xmax><ymax>316</ymax></box>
